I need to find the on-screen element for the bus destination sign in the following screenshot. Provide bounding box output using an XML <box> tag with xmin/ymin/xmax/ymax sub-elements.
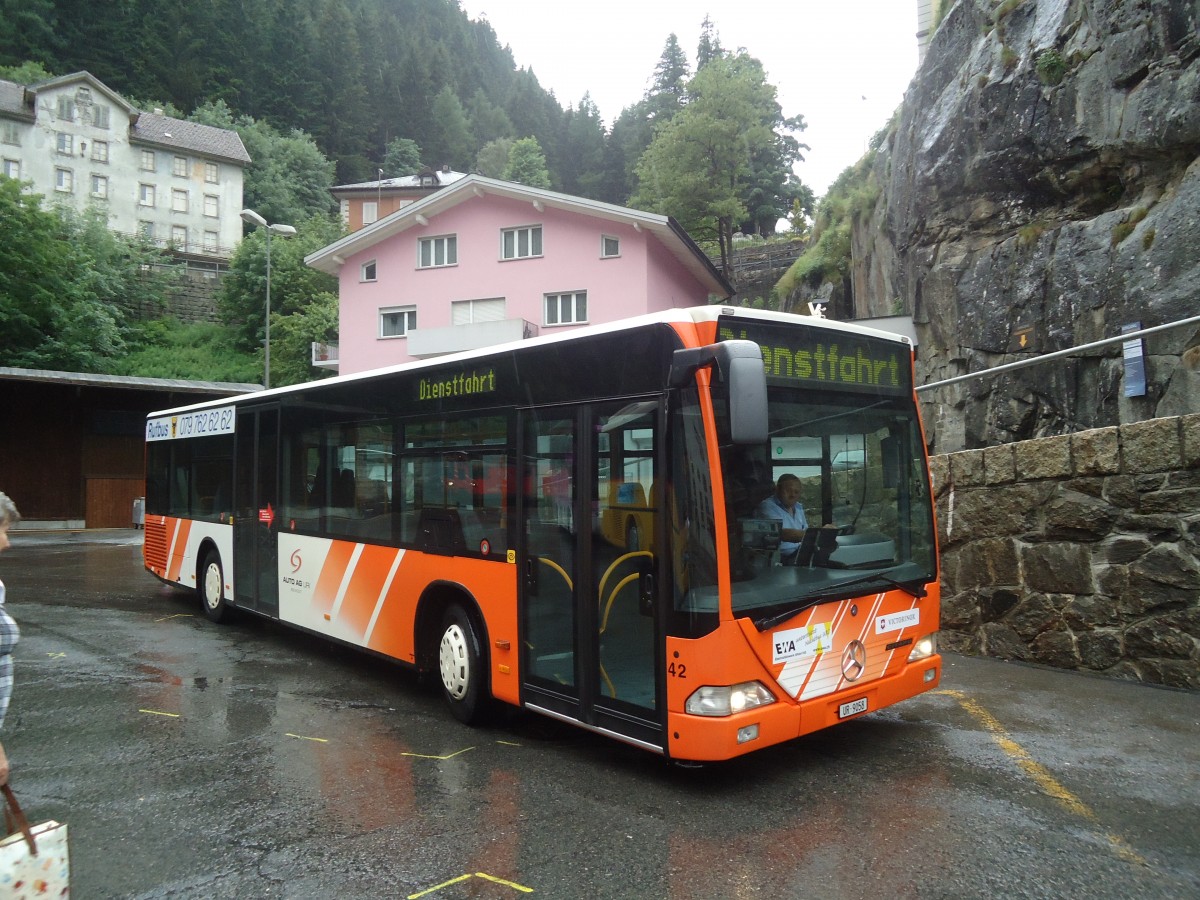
<box><xmin>719</xmin><ymin>319</ymin><xmax>911</xmax><ymax>395</ymax></box>
<box><xmin>146</xmin><ymin>406</ymin><xmax>236</xmax><ymax>442</ymax></box>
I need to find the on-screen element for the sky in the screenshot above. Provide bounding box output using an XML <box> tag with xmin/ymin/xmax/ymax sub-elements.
<box><xmin>458</xmin><ymin>0</ymin><xmax>921</xmax><ymax>198</ymax></box>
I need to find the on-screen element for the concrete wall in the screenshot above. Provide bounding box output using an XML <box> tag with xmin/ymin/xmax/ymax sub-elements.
<box><xmin>931</xmin><ymin>414</ymin><xmax>1200</xmax><ymax>690</ymax></box>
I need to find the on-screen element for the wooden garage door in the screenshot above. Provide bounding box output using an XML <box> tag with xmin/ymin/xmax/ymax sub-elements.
<box><xmin>86</xmin><ymin>477</ymin><xmax>145</xmax><ymax>528</ymax></box>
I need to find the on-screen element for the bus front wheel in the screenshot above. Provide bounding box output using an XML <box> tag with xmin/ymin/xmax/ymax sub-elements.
<box><xmin>438</xmin><ymin>604</ymin><xmax>487</xmax><ymax>724</ymax></box>
<box><xmin>200</xmin><ymin>550</ymin><xmax>230</xmax><ymax>623</ymax></box>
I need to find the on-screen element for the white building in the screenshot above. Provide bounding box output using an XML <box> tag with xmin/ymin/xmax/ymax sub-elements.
<box><xmin>0</xmin><ymin>71</ymin><xmax>250</xmax><ymax>258</ymax></box>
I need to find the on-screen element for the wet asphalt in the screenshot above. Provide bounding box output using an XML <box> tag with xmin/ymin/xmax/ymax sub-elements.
<box><xmin>1</xmin><ymin>530</ymin><xmax>1197</xmax><ymax>898</ymax></box>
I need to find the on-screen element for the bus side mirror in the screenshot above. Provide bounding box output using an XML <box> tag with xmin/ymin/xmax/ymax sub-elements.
<box><xmin>669</xmin><ymin>340</ymin><xmax>768</xmax><ymax>445</ymax></box>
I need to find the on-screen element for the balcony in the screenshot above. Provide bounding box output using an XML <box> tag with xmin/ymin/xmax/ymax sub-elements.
<box><xmin>311</xmin><ymin>341</ymin><xmax>339</xmax><ymax>370</ymax></box>
<box><xmin>407</xmin><ymin>319</ymin><xmax>538</xmax><ymax>359</ymax></box>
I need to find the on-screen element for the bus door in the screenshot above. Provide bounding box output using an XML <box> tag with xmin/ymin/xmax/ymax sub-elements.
<box><xmin>233</xmin><ymin>406</ymin><xmax>280</xmax><ymax>616</ymax></box>
<box><xmin>520</xmin><ymin>401</ymin><xmax>662</xmax><ymax>750</ymax></box>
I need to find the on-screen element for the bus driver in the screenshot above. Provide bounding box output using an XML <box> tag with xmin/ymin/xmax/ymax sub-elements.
<box><xmin>755</xmin><ymin>473</ymin><xmax>811</xmax><ymax>565</ymax></box>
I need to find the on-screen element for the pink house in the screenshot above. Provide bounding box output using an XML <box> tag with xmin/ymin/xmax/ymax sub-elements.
<box><xmin>304</xmin><ymin>174</ymin><xmax>732</xmax><ymax>374</ymax></box>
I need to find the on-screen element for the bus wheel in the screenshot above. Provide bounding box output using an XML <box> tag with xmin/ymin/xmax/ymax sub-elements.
<box><xmin>438</xmin><ymin>604</ymin><xmax>486</xmax><ymax>724</ymax></box>
<box><xmin>199</xmin><ymin>550</ymin><xmax>230</xmax><ymax>623</ymax></box>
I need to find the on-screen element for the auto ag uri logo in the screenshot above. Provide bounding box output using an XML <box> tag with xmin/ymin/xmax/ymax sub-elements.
<box><xmin>290</xmin><ymin>549</ymin><xmax>303</xmax><ymax>573</ymax></box>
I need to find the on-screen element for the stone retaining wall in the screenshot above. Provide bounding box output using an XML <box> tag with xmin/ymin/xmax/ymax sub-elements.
<box><xmin>931</xmin><ymin>414</ymin><xmax>1200</xmax><ymax>690</ymax></box>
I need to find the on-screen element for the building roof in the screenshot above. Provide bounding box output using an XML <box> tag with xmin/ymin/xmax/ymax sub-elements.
<box><xmin>0</xmin><ymin>367</ymin><xmax>263</xmax><ymax>396</ymax></box>
<box><xmin>130</xmin><ymin>112</ymin><xmax>251</xmax><ymax>165</ymax></box>
<box><xmin>0</xmin><ymin>79</ymin><xmax>33</xmax><ymax>121</ymax></box>
<box><xmin>306</xmin><ymin>173</ymin><xmax>733</xmax><ymax>297</ymax></box>
<box><xmin>330</xmin><ymin>167</ymin><xmax>469</xmax><ymax>197</ymax></box>
<box><xmin>0</xmin><ymin>71</ymin><xmax>250</xmax><ymax>165</ymax></box>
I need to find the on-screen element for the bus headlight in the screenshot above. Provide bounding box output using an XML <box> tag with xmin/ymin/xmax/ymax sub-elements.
<box><xmin>685</xmin><ymin>682</ymin><xmax>776</xmax><ymax>717</ymax></box>
<box><xmin>908</xmin><ymin>633</ymin><xmax>937</xmax><ymax>662</ymax></box>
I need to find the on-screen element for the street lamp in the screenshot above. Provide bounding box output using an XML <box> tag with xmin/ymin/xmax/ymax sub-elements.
<box><xmin>240</xmin><ymin>209</ymin><xmax>296</xmax><ymax>389</ymax></box>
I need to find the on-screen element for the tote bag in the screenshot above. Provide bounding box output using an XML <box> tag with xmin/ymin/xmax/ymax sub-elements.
<box><xmin>0</xmin><ymin>784</ymin><xmax>69</xmax><ymax>898</ymax></box>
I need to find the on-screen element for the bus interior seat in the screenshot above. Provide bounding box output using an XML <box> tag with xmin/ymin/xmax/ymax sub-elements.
<box><xmin>333</xmin><ymin>469</ymin><xmax>356</xmax><ymax>508</ymax></box>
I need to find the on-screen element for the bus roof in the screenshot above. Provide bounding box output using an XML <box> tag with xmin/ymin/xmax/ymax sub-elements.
<box><xmin>146</xmin><ymin>306</ymin><xmax>915</xmax><ymax>419</ymax></box>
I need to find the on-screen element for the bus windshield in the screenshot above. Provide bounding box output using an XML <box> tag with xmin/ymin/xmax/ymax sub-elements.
<box><xmin>718</xmin><ymin>384</ymin><xmax>937</xmax><ymax>621</ymax></box>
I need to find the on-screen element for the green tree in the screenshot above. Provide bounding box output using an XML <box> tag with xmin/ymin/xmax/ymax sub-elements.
<box><xmin>476</xmin><ymin>137</ymin><xmax>515</xmax><ymax>178</ymax></box>
<box><xmin>633</xmin><ymin>51</ymin><xmax>808</xmax><ymax>279</ymax></box>
<box><xmin>424</xmin><ymin>86</ymin><xmax>474</xmax><ymax>172</ymax></box>
<box><xmin>503</xmin><ymin>137</ymin><xmax>552</xmax><ymax>188</ymax></box>
<box><xmin>267</xmin><ymin>291</ymin><xmax>339</xmax><ymax>386</ymax></box>
<box><xmin>696</xmin><ymin>16</ymin><xmax>725</xmax><ymax>69</ymax></box>
<box><xmin>646</xmin><ymin>34</ymin><xmax>689</xmax><ymax>126</ymax></box>
<box><xmin>0</xmin><ymin>178</ymin><xmax>182</xmax><ymax>371</ymax></box>
<box><xmin>559</xmin><ymin>95</ymin><xmax>607</xmax><ymax>198</ymax></box>
<box><xmin>383</xmin><ymin>138</ymin><xmax>423</xmax><ymax>176</ymax></box>
<box><xmin>0</xmin><ymin>60</ymin><xmax>54</xmax><ymax>84</ymax></box>
<box><xmin>191</xmin><ymin>100</ymin><xmax>337</xmax><ymax>223</ymax></box>
<box><xmin>218</xmin><ymin>214</ymin><xmax>344</xmax><ymax>383</ymax></box>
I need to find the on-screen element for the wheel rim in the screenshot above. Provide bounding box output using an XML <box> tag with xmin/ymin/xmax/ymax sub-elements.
<box><xmin>204</xmin><ymin>563</ymin><xmax>222</xmax><ymax>610</ymax></box>
<box><xmin>439</xmin><ymin>623</ymin><xmax>470</xmax><ymax>700</ymax></box>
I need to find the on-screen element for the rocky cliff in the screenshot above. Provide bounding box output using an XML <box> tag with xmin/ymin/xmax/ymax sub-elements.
<box><xmin>860</xmin><ymin>0</ymin><xmax>1200</xmax><ymax>453</ymax></box>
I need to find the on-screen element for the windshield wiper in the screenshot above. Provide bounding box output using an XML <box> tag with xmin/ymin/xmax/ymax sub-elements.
<box><xmin>752</xmin><ymin>573</ymin><xmax>928</xmax><ymax>631</ymax></box>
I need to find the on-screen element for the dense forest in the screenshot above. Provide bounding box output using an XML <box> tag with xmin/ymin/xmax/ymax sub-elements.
<box><xmin>0</xmin><ymin>0</ymin><xmax>816</xmax><ymax>384</ymax></box>
<box><xmin>0</xmin><ymin>0</ymin><xmax>811</xmax><ymax>232</ymax></box>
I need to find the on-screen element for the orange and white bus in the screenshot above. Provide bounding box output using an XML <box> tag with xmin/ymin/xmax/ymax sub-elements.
<box><xmin>143</xmin><ymin>306</ymin><xmax>940</xmax><ymax>762</ymax></box>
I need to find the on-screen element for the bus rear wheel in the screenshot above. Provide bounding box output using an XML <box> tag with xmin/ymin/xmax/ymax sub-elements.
<box><xmin>438</xmin><ymin>604</ymin><xmax>487</xmax><ymax>724</ymax></box>
<box><xmin>199</xmin><ymin>550</ymin><xmax>230</xmax><ymax>623</ymax></box>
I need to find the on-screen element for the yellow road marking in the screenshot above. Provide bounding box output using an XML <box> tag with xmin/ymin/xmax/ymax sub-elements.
<box><xmin>401</xmin><ymin>746</ymin><xmax>475</xmax><ymax>760</ymax></box>
<box><xmin>139</xmin><ymin>709</ymin><xmax>180</xmax><ymax>718</ymax></box>
<box><xmin>495</xmin><ymin>740</ymin><xmax>521</xmax><ymax>747</ymax></box>
<box><xmin>938</xmin><ymin>689</ymin><xmax>1147</xmax><ymax>866</ymax></box>
<box><xmin>474</xmin><ymin>872</ymin><xmax>534</xmax><ymax>893</ymax></box>
<box><xmin>154</xmin><ymin>613</ymin><xmax>192</xmax><ymax>622</ymax></box>
<box><xmin>46</xmin><ymin>652</ymin><xmax>66</xmax><ymax>659</ymax></box>
<box><xmin>408</xmin><ymin>872</ymin><xmax>532</xmax><ymax>898</ymax></box>
<box><xmin>408</xmin><ymin>874</ymin><xmax>473</xmax><ymax>898</ymax></box>
<box><xmin>285</xmin><ymin>733</ymin><xmax>328</xmax><ymax>743</ymax></box>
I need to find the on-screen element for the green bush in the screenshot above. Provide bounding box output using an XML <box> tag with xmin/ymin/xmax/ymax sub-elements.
<box><xmin>1036</xmin><ymin>50</ymin><xmax>1067</xmax><ymax>85</ymax></box>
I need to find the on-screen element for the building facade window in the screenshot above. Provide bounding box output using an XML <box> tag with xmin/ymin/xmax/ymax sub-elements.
<box><xmin>139</xmin><ymin>221</ymin><xmax>154</xmax><ymax>239</ymax></box>
<box><xmin>54</xmin><ymin>167</ymin><xmax>73</xmax><ymax>193</ymax></box>
<box><xmin>140</xmin><ymin>150</ymin><xmax>155</xmax><ymax>171</ymax></box>
<box><xmin>418</xmin><ymin>235</ymin><xmax>457</xmax><ymax>268</ymax></box>
<box><xmin>203</xmin><ymin>194</ymin><xmax>219</xmax><ymax>217</ymax></box>
<box><xmin>171</xmin><ymin>225</ymin><xmax>188</xmax><ymax>249</ymax></box>
<box><xmin>380</xmin><ymin>306</ymin><xmax>417</xmax><ymax>337</ymax></box>
<box><xmin>91</xmin><ymin>140</ymin><xmax>108</xmax><ymax>162</ymax></box>
<box><xmin>451</xmin><ymin>298</ymin><xmax>506</xmax><ymax>325</ymax></box>
<box><xmin>544</xmin><ymin>291</ymin><xmax>587</xmax><ymax>326</ymax></box>
<box><xmin>362</xmin><ymin>201</ymin><xmax>378</xmax><ymax>225</ymax></box>
<box><xmin>139</xmin><ymin>183</ymin><xmax>156</xmax><ymax>207</ymax></box>
<box><xmin>0</xmin><ymin>122</ymin><xmax>18</xmax><ymax>145</ymax></box>
<box><xmin>361</xmin><ymin>260</ymin><xmax>377</xmax><ymax>282</ymax></box>
<box><xmin>204</xmin><ymin>162</ymin><xmax>218</xmax><ymax>183</ymax></box>
<box><xmin>602</xmin><ymin>235</ymin><xmax>621</xmax><ymax>258</ymax></box>
<box><xmin>56</xmin><ymin>132</ymin><xmax>73</xmax><ymax>155</ymax></box>
<box><xmin>56</xmin><ymin>96</ymin><xmax>75</xmax><ymax>121</ymax></box>
<box><xmin>171</xmin><ymin>188</ymin><xmax>188</xmax><ymax>212</ymax></box>
<box><xmin>90</xmin><ymin>174</ymin><xmax>108</xmax><ymax>198</ymax></box>
<box><xmin>501</xmin><ymin>225</ymin><xmax>542</xmax><ymax>260</ymax></box>
<box><xmin>203</xmin><ymin>230</ymin><xmax>219</xmax><ymax>252</ymax></box>
<box><xmin>93</xmin><ymin>106</ymin><xmax>110</xmax><ymax>129</ymax></box>
<box><xmin>172</xmin><ymin>156</ymin><xmax>188</xmax><ymax>177</ymax></box>
<box><xmin>2</xmin><ymin>159</ymin><xmax>18</xmax><ymax>179</ymax></box>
